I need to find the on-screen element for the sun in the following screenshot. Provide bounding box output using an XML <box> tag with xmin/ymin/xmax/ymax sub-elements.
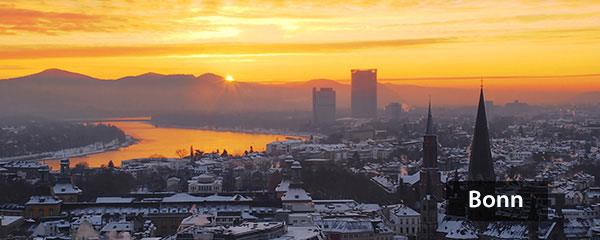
<box><xmin>225</xmin><ymin>76</ymin><xmax>234</xmax><ymax>82</ymax></box>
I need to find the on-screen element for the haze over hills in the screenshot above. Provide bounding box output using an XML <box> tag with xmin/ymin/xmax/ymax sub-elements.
<box><xmin>0</xmin><ymin>69</ymin><xmax>597</xmax><ymax>118</ymax></box>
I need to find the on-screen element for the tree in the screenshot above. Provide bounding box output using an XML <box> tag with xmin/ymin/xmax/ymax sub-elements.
<box><xmin>75</xmin><ymin>170</ymin><xmax>136</xmax><ymax>201</ymax></box>
<box><xmin>195</xmin><ymin>150</ymin><xmax>204</xmax><ymax>157</ymax></box>
<box><xmin>518</xmin><ymin>125</ymin><xmax>525</xmax><ymax>136</ymax></box>
<box><xmin>221</xmin><ymin>149</ymin><xmax>228</xmax><ymax>157</ymax></box>
<box><xmin>107</xmin><ymin>160</ymin><xmax>115</xmax><ymax>169</ymax></box>
<box><xmin>74</xmin><ymin>162</ymin><xmax>89</xmax><ymax>171</ymax></box>
<box><xmin>351</xmin><ymin>151</ymin><xmax>362</xmax><ymax>169</ymax></box>
<box><xmin>0</xmin><ymin>178</ymin><xmax>35</xmax><ymax>204</ymax></box>
<box><xmin>148</xmin><ymin>154</ymin><xmax>167</xmax><ymax>159</ymax></box>
<box><xmin>222</xmin><ymin>170</ymin><xmax>236</xmax><ymax>191</ymax></box>
<box><xmin>175</xmin><ymin>149</ymin><xmax>189</xmax><ymax>159</ymax></box>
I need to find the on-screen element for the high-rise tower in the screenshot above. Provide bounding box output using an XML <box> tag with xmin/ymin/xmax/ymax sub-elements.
<box><xmin>312</xmin><ymin>87</ymin><xmax>336</xmax><ymax>126</ymax></box>
<box><xmin>351</xmin><ymin>69</ymin><xmax>377</xmax><ymax>118</ymax></box>
<box><xmin>468</xmin><ymin>87</ymin><xmax>496</xmax><ymax>181</ymax></box>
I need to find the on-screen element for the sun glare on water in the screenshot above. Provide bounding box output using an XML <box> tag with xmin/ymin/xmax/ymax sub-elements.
<box><xmin>226</xmin><ymin>76</ymin><xmax>234</xmax><ymax>82</ymax></box>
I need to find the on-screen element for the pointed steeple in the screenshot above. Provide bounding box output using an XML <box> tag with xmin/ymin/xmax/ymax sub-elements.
<box><xmin>425</xmin><ymin>99</ymin><xmax>434</xmax><ymax>135</ymax></box>
<box><xmin>421</xmin><ymin>99</ymin><xmax>441</xmax><ymax>199</ymax></box>
<box><xmin>468</xmin><ymin>87</ymin><xmax>496</xmax><ymax>181</ymax></box>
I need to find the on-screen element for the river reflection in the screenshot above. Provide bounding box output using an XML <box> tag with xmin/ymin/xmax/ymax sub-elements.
<box><xmin>42</xmin><ymin>121</ymin><xmax>298</xmax><ymax>169</ymax></box>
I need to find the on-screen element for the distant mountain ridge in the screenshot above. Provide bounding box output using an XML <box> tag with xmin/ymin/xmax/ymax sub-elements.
<box><xmin>0</xmin><ymin>69</ymin><xmax>597</xmax><ymax>118</ymax></box>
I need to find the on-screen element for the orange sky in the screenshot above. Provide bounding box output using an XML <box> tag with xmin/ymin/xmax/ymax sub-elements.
<box><xmin>1</xmin><ymin>0</ymin><xmax>600</xmax><ymax>91</ymax></box>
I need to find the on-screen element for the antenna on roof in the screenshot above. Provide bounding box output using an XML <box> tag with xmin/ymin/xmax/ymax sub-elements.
<box><xmin>480</xmin><ymin>78</ymin><xmax>484</xmax><ymax>88</ymax></box>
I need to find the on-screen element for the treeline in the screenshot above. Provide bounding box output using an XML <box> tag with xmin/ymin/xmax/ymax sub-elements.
<box><xmin>72</xmin><ymin>167</ymin><xmax>137</xmax><ymax>201</ymax></box>
<box><xmin>0</xmin><ymin>117</ymin><xmax>127</xmax><ymax>157</ymax></box>
<box><xmin>0</xmin><ymin>178</ymin><xmax>35</xmax><ymax>204</ymax></box>
<box><xmin>151</xmin><ymin>112</ymin><xmax>313</xmax><ymax>132</ymax></box>
<box><xmin>301</xmin><ymin>163</ymin><xmax>399</xmax><ymax>205</ymax></box>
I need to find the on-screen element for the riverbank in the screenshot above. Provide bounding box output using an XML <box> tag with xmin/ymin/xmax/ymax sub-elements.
<box><xmin>0</xmin><ymin>136</ymin><xmax>138</xmax><ymax>163</ymax></box>
<box><xmin>149</xmin><ymin>123</ymin><xmax>326</xmax><ymax>139</ymax></box>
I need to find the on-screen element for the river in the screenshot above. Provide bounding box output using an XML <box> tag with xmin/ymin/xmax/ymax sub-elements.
<box><xmin>41</xmin><ymin>121</ymin><xmax>299</xmax><ymax>169</ymax></box>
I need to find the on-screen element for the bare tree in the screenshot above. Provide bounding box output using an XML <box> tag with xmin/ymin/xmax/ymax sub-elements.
<box><xmin>175</xmin><ymin>149</ymin><xmax>189</xmax><ymax>159</ymax></box>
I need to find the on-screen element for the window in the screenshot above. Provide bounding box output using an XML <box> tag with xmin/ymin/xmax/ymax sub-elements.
<box><xmin>49</xmin><ymin>208</ymin><xmax>53</xmax><ymax>216</ymax></box>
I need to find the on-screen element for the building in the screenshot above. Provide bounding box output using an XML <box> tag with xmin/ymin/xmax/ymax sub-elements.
<box><xmin>281</xmin><ymin>161</ymin><xmax>314</xmax><ymax>213</ymax></box>
<box><xmin>351</xmin><ymin>69</ymin><xmax>377</xmax><ymax>118</ymax></box>
<box><xmin>385</xmin><ymin>102</ymin><xmax>403</xmax><ymax>121</ymax></box>
<box><xmin>312</xmin><ymin>87</ymin><xmax>336</xmax><ymax>126</ymax></box>
<box><xmin>99</xmin><ymin>221</ymin><xmax>133</xmax><ymax>238</ymax></box>
<box><xmin>467</xmin><ymin>87</ymin><xmax>496</xmax><ymax>181</ymax></box>
<box><xmin>419</xmin><ymin>102</ymin><xmax>441</xmax><ymax>240</ymax></box>
<box><xmin>418</xmin><ymin>101</ymin><xmax>443</xmax><ymax>200</ymax></box>
<box><xmin>266</xmin><ymin>139</ymin><xmax>304</xmax><ymax>155</ymax></box>
<box><xmin>387</xmin><ymin>204</ymin><xmax>420</xmax><ymax>237</ymax></box>
<box><xmin>314</xmin><ymin>218</ymin><xmax>393</xmax><ymax>240</ymax></box>
<box><xmin>173</xmin><ymin>222</ymin><xmax>287</xmax><ymax>239</ymax></box>
<box><xmin>25</xmin><ymin>167</ymin><xmax>62</xmax><ymax>219</ymax></box>
<box><xmin>0</xmin><ymin>215</ymin><xmax>24</xmax><ymax>237</ymax></box>
<box><xmin>188</xmin><ymin>174</ymin><xmax>223</xmax><ymax>194</ymax></box>
<box><xmin>52</xmin><ymin>158</ymin><xmax>82</xmax><ymax>203</ymax></box>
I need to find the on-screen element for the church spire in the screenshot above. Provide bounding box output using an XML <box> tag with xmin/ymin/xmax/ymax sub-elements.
<box><xmin>420</xmin><ymin>99</ymin><xmax>442</xmax><ymax>199</ymax></box>
<box><xmin>425</xmin><ymin>98</ymin><xmax>434</xmax><ymax>135</ymax></box>
<box><xmin>468</xmin><ymin>86</ymin><xmax>496</xmax><ymax>181</ymax></box>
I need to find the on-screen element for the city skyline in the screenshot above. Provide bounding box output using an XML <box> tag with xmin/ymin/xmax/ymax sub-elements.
<box><xmin>1</xmin><ymin>1</ymin><xmax>599</xmax><ymax>239</ymax></box>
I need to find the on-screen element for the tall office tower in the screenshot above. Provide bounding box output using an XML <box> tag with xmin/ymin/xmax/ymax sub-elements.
<box><xmin>351</xmin><ymin>69</ymin><xmax>377</xmax><ymax>118</ymax></box>
<box><xmin>312</xmin><ymin>88</ymin><xmax>336</xmax><ymax>126</ymax></box>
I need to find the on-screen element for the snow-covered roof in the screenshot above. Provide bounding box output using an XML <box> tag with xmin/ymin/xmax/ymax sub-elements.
<box><xmin>100</xmin><ymin>221</ymin><xmax>133</xmax><ymax>233</ymax></box>
<box><xmin>401</xmin><ymin>172</ymin><xmax>420</xmax><ymax>185</ymax></box>
<box><xmin>281</xmin><ymin>188</ymin><xmax>312</xmax><ymax>202</ymax></box>
<box><xmin>53</xmin><ymin>183</ymin><xmax>82</xmax><ymax>195</ymax></box>
<box><xmin>0</xmin><ymin>215</ymin><xmax>23</xmax><ymax>226</ymax></box>
<box><xmin>179</xmin><ymin>214</ymin><xmax>211</xmax><ymax>228</ymax></box>
<box><xmin>272</xmin><ymin>226</ymin><xmax>323</xmax><ymax>240</ymax></box>
<box><xmin>390</xmin><ymin>204</ymin><xmax>419</xmax><ymax>217</ymax></box>
<box><xmin>95</xmin><ymin>197</ymin><xmax>134</xmax><ymax>204</ymax></box>
<box><xmin>275</xmin><ymin>180</ymin><xmax>290</xmax><ymax>193</ymax></box>
<box><xmin>162</xmin><ymin>193</ymin><xmax>251</xmax><ymax>203</ymax></box>
<box><xmin>26</xmin><ymin>195</ymin><xmax>61</xmax><ymax>205</ymax></box>
<box><xmin>437</xmin><ymin>215</ymin><xmax>478</xmax><ymax>239</ymax></box>
<box><xmin>314</xmin><ymin>219</ymin><xmax>374</xmax><ymax>233</ymax></box>
<box><xmin>72</xmin><ymin>215</ymin><xmax>102</xmax><ymax>227</ymax></box>
<box><xmin>482</xmin><ymin>221</ymin><xmax>557</xmax><ymax>239</ymax></box>
<box><xmin>355</xmin><ymin>204</ymin><xmax>381</xmax><ymax>213</ymax></box>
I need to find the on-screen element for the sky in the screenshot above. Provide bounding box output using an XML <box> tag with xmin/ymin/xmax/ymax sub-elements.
<box><xmin>1</xmin><ymin>0</ymin><xmax>599</xmax><ymax>91</ymax></box>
